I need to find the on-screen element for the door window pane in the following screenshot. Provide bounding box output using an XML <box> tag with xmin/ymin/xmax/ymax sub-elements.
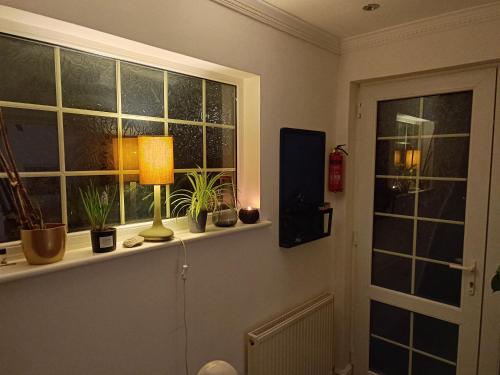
<box><xmin>418</xmin><ymin>181</ymin><xmax>467</xmax><ymax>222</ymax></box>
<box><xmin>372</xmin><ymin>252</ymin><xmax>412</xmax><ymax>293</ymax></box>
<box><xmin>0</xmin><ymin>108</ymin><xmax>59</xmax><ymax>172</ymax></box>
<box><xmin>416</xmin><ymin>221</ymin><xmax>464</xmax><ymax>263</ymax></box>
<box><xmin>374</xmin><ymin>178</ymin><xmax>415</xmax><ymax>216</ymax></box>
<box><xmin>373</xmin><ymin>216</ymin><xmax>413</xmax><ymax>254</ymax></box>
<box><xmin>412</xmin><ymin>352</ymin><xmax>456</xmax><ymax>375</ymax></box>
<box><xmin>413</xmin><ymin>313</ymin><xmax>459</xmax><ymax>362</ymax></box>
<box><xmin>370</xmin><ymin>301</ymin><xmax>410</xmax><ymax>345</ymax></box>
<box><xmin>420</xmin><ymin>137</ymin><xmax>470</xmax><ymax>178</ymax></box>
<box><xmin>376</xmin><ymin>139</ymin><xmax>419</xmax><ymax>176</ymax></box>
<box><xmin>61</xmin><ymin>49</ymin><xmax>116</xmax><ymax>112</ymax></box>
<box><xmin>422</xmin><ymin>91</ymin><xmax>472</xmax><ymax>135</ymax></box>
<box><xmin>0</xmin><ymin>35</ymin><xmax>56</xmax><ymax>105</ymax></box>
<box><xmin>415</xmin><ymin>260</ymin><xmax>462</xmax><ymax>307</ymax></box>
<box><xmin>370</xmin><ymin>337</ymin><xmax>409</xmax><ymax>375</ymax></box>
<box><xmin>377</xmin><ymin>97</ymin><xmax>421</xmax><ymax>137</ymax></box>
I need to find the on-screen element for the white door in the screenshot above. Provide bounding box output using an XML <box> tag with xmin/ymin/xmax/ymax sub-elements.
<box><xmin>353</xmin><ymin>67</ymin><xmax>497</xmax><ymax>375</ymax></box>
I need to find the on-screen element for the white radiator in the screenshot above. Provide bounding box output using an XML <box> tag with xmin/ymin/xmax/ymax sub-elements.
<box><xmin>247</xmin><ymin>293</ymin><xmax>334</xmax><ymax>375</ymax></box>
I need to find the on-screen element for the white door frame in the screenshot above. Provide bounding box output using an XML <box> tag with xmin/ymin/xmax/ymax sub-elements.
<box><xmin>352</xmin><ymin>67</ymin><xmax>497</xmax><ymax>375</ymax></box>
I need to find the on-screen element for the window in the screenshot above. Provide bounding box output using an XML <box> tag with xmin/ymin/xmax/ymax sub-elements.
<box><xmin>0</xmin><ymin>33</ymin><xmax>237</xmax><ymax>242</ymax></box>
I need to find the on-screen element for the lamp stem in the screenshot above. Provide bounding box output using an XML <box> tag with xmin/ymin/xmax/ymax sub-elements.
<box><xmin>153</xmin><ymin>184</ymin><xmax>162</xmax><ymax>227</ymax></box>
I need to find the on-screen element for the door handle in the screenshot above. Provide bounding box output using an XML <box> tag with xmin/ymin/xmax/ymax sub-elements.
<box><xmin>449</xmin><ymin>261</ymin><xmax>476</xmax><ymax>296</ymax></box>
<box><xmin>449</xmin><ymin>261</ymin><xmax>476</xmax><ymax>273</ymax></box>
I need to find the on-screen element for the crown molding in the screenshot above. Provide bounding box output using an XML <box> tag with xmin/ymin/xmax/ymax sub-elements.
<box><xmin>210</xmin><ymin>0</ymin><xmax>341</xmax><ymax>54</ymax></box>
<box><xmin>341</xmin><ymin>2</ymin><xmax>500</xmax><ymax>53</ymax></box>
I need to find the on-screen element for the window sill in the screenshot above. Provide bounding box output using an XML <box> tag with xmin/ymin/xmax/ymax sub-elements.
<box><xmin>0</xmin><ymin>220</ymin><xmax>271</xmax><ymax>284</ymax></box>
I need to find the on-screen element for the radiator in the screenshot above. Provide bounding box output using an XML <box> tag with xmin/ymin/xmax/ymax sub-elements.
<box><xmin>247</xmin><ymin>293</ymin><xmax>334</xmax><ymax>375</ymax></box>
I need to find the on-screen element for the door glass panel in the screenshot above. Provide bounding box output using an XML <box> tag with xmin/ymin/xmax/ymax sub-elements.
<box><xmin>372</xmin><ymin>91</ymin><xmax>472</xmax><ymax>308</ymax></box>
<box><xmin>370</xmin><ymin>301</ymin><xmax>458</xmax><ymax>375</ymax></box>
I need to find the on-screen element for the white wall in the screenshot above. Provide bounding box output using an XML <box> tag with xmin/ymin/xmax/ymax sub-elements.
<box><xmin>333</xmin><ymin>8</ymin><xmax>500</xmax><ymax>370</ymax></box>
<box><xmin>0</xmin><ymin>1</ymin><xmax>338</xmax><ymax>374</ymax></box>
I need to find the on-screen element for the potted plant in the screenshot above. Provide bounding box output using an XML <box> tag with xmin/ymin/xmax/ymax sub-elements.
<box><xmin>492</xmin><ymin>266</ymin><xmax>500</xmax><ymax>292</ymax></box>
<box><xmin>0</xmin><ymin>109</ymin><xmax>66</xmax><ymax>265</ymax></box>
<box><xmin>80</xmin><ymin>182</ymin><xmax>117</xmax><ymax>253</ymax></box>
<box><xmin>170</xmin><ymin>168</ymin><xmax>233</xmax><ymax>233</ymax></box>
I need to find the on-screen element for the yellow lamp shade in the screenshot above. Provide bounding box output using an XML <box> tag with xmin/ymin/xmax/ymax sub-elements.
<box><xmin>138</xmin><ymin>136</ymin><xmax>174</xmax><ymax>185</ymax></box>
<box><xmin>405</xmin><ymin>149</ymin><xmax>421</xmax><ymax>169</ymax></box>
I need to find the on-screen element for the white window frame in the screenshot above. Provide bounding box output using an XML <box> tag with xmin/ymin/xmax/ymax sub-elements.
<box><xmin>0</xmin><ymin>5</ymin><xmax>261</xmax><ymax>253</ymax></box>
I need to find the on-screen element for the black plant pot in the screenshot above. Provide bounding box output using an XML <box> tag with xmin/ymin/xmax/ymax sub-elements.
<box><xmin>188</xmin><ymin>210</ymin><xmax>208</xmax><ymax>233</ymax></box>
<box><xmin>90</xmin><ymin>227</ymin><xmax>117</xmax><ymax>253</ymax></box>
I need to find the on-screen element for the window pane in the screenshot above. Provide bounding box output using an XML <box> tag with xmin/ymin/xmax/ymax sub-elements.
<box><xmin>370</xmin><ymin>337</ymin><xmax>409</xmax><ymax>375</ymax></box>
<box><xmin>121</xmin><ymin>62</ymin><xmax>164</xmax><ymax>117</ymax></box>
<box><xmin>373</xmin><ymin>216</ymin><xmax>413</xmax><ymax>254</ymax></box>
<box><xmin>422</xmin><ymin>91</ymin><xmax>472</xmax><ymax>135</ymax></box>
<box><xmin>412</xmin><ymin>353</ymin><xmax>456</xmax><ymax>375</ymax></box>
<box><xmin>374</xmin><ymin>178</ymin><xmax>415</xmax><ymax>216</ymax></box>
<box><xmin>168</xmin><ymin>72</ymin><xmax>202</xmax><ymax>121</ymax></box>
<box><xmin>124</xmin><ymin>176</ymin><xmax>166</xmax><ymax>223</ymax></box>
<box><xmin>420</xmin><ymin>137</ymin><xmax>470</xmax><ymax>178</ymax></box>
<box><xmin>370</xmin><ymin>300</ymin><xmax>410</xmax><ymax>345</ymax></box>
<box><xmin>206</xmin><ymin>81</ymin><xmax>236</xmax><ymax>125</ymax></box>
<box><xmin>415</xmin><ymin>260</ymin><xmax>462</xmax><ymax>307</ymax></box>
<box><xmin>413</xmin><ymin>313</ymin><xmax>459</xmax><ymax>362</ymax></box>
<box><xmin>418</xmin><ymin>181</ymin><xmax>467</xmax><ymax>222</ymax></box>
<box><xmin>0</xmin><ymin>177</ymin><xmax>61</xmax><ymax>242</ymax></box>
<box><xmin>377</xmin><ymin>97</ymin><xmax>420</xmax><ymax>137</ymax></box>
<box><xmin>376</xmin><ymin>139</ymin><xmax>419</xmax><ymax>176</ymax></box>
<box><xmin>416</xmin><ymin>221</ymin><xmax>464</xmax><ymax>263</ymax></box>
<box><xmin>0</xmin><ymin>108</ymin><xmax>59</xmax><ymax>172</ymax></box>
<box><xmin>66</xmin><ymin>175</ymin><xmax>119</xmax><ymax>232</ymax></box>
<box><xmin>61</xmin><ymin>49</ymin><xmax>116</xmax><ymax>112</ymax></box>
<box><xmin>0</xmin><ymin>34</ymin><xmax>56</xmax><ymax>105</ymax></box>
<box><xmin>372</xmin><ymin>252</ymin><xmax>412</xmax><ymax>293</ymax></box>
<box><xmin>64</xmin><ymin>114</ymin><xmax>117</xmax><ymax>171</ymax></box>
<box><xmin>206</xmin><ymin>127</ymin><xmax>235</xmax><ymax>168</ymax></box>
<box><xmin>169</xmin><ymin>123</ymin><xmax>203</xmax><ymax>169</ymax></box>
<box><xmin>121</xmin><ymin>119</ymin><xmax>164</xmax><ymax>171</ymax></box>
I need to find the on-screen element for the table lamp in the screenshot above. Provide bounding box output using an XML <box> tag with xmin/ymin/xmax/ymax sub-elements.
<box><xmin>138</xmin><ymin>136</ymin><xmax>174</xmax><ymax>241</ymax></box>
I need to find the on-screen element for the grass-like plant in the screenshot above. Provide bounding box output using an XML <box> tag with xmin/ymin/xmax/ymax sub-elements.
<box><xmin>170</xmin><ymin>168</ymin><xmax>233</xmax><ymax>220</ymax></box>
<box><xmin>79</xmin><ymin>182</ymin><xmax>117</xmax><ymax>231</ymax></box>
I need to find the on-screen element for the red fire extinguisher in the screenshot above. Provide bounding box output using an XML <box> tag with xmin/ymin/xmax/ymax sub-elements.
<box><xmin>329</xmin><ymin>144</ymin><xmax>348</xmax><ymax>192</ymax></box>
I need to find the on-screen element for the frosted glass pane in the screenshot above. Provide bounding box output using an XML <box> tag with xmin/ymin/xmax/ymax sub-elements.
<box><xmin>168</xmin><ymin>72</ymin><xmax>202</xmax><ymax>121</ymax></box>
<box><xmin>169</xmin><ymin>123</ymin><xmax>203</xmax><ymax>169</ymax></box>
<box><xmin>0</xmin><ymin>34</ymin><xmax>56</xmax><ymax>105</ymax></box>
<box><xmin>0</xmin><ymin>108</ymin><xmax>59</xmax><ymax>172</ymax></box>
<box><xmin>61</xmin><ymin>49</ymin><xmax>116</xmax><ymax>112</ymax></box>
<box><xmin>206</xmin><ymin>81</ymin><xmax>236</xmax><ymax>125</ymax></box>
<box><xmin>122</xmin><ymin>119</ymin><xmax>164</xmax><ymax>171</ymax></box>
<box><xmin>64</xmin><ymin>114</ymin><xmax>117</xmax><ymax>171</ymax></box>
<box><xmin>206</xmin><ymin>127</ymin><xmax>235</xmax><ymax>168</ymax></box>
<box><xmin>121</xmin><ymin>62</ymin><xmax>164</xmax><ymax>117</ymax></box>
<box><xmin>124</xmin><ymin>178</ymin><xmax>166</xmax><ymax>223</ymax></box>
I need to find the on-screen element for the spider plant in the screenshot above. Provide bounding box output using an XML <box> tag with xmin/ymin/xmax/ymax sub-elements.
<box><xmin>170</xmin><ymin>168</ymin><xmax>233</xmax><ymax>220</ymax></box>
<box><xmin>79</xmin><ymin>182</ymin><xmax>117</xmax><ymax>231</ymax></box>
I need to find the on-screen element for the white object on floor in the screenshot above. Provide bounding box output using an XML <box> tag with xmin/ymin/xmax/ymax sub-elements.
<box><xmin>197</xmin><ymin>360</ymin><xmax>238</xmax><ymax>375</ymax></box>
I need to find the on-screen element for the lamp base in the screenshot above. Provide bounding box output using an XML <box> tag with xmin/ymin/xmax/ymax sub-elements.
<box><xmin>139</xmin><ymin>224</ymin><xmax>174</xmax><ymax>242</ymax></box>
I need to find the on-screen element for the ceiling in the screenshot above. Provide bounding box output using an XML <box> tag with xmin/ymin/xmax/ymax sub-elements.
<box><xmin>263</xmin><ymin>0</ymin><xmax>496</xmax><ymax>37</ymax></box>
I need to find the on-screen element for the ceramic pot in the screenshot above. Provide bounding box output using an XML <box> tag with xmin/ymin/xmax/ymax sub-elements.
<box><xmin>90</xmin><ymin>227</ymin><xmax>117</xmax><ymax>253</ymax></box>
<box><xmin>188</xmin><ymin>210</ymin><xmax>208</xmax><ymax>233</ymax></box>
<box><xmin>20</xmin><ymin>223</ymin><xmax>67</xmax><ymax>265</ymax></box>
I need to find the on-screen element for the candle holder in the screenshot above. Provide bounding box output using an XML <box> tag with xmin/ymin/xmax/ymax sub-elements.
<box><xmin>238</xmin><ymin>207</ymin><xmax>260</xmax><ymax>224</ymax></box>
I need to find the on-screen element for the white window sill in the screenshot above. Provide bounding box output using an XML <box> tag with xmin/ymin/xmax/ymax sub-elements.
<box><xmin>0</xmin><ymin>220</ymin><xmax>271</xmax><ymax>284</ymax></box>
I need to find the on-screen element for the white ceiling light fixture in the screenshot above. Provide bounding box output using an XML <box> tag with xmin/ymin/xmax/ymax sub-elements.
<box><xmin>363</xmin><ymin>3</ymin><xmax>381</xmax><ymax>11</ymax></box>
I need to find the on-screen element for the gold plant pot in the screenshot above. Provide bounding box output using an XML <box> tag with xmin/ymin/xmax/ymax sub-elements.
<box><xmin>20</xmin><ymin>223</ymin><xmax>67</xmax><ymax>265</ymax></box>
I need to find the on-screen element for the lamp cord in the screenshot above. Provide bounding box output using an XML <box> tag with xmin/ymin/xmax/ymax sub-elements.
<box><xmin>177</xmin><ymin>236</ymin><xmax>190</xmax><ymax>375</ymax></box>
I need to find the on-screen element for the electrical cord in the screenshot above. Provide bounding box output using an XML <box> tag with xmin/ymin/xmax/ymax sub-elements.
<box><xmin>176</xmin><ymin>236</ymin><xmax>190</xmax><ymax>375</ymax></box>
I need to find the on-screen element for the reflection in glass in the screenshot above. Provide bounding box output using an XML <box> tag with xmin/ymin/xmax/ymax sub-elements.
<box><xmin>376</xmin><ymin>139</ymin><xmax>419</xmax><ymax>177</ymax></box>
<box><xmin>206</xmin><ymin>81</ymin><xmax>236</xmax><ymax>125</ymax></box>
<box><xmin>377</xmin><ymin>97</ymin><xmax>420</xmax><ymax>137</ymax></box>
<box><xmin>370</xmin><ymin>300</ymin><xmax>410</xmax><ymax>345</ymax></box>
<box><xmin>420</xmin><ymin>137</ymin><xmax>470</xmax><ymax>178</ymax></box>
<box><xmin>124</xmin><ymin>176</ymin><xmax>166</xmax><ymax>223</ymax></box>
<box><xmin>121</xmin><ymin>62</ymin><xmax>164</xmax><ymax>117</ymax></box>
<box><xmin>117</xmin><ymin>119</ymin><xmax>164</xmax><ymax>171</ymax></box>
<box><xmin>61</xmin><ymin>49</ymin><xmax>116</xmax><ymax>112</ymax></box>
<box><xmin>170</xmin><ymin>173</ymin><xmax>195</xmax><ymax>217</ymax></box>
<box><xmin>0</xmin><ymin>177</ymin><xmax>61</xmax><ymax>242</ymax></box>
<box><xmin>372</xmin><ymin>251</ymin><xmax>412</xmax><ymax>293</ymax></box>
<box><xmin>374</xmin><ymin>178</ymin><xmax>415</xmax><ymax>216</ymax></box>
<box><xmin>64</xmin><ymin>114</ymin><xmax>117</xmax><ymax>171</ymax></box>
<box><xmin>169</xmin><ymin>124</ymin><xmax>203</xmax><ymax>168</ymax></box>
<box><xmin>0</xmin><ymin>108</ymin><xmax>59</xmax><ymax>172</ymax></box>
<box><xmin>415</xmin><ymin>260</ymin><xmax>461</xmax><ymax>306</ymax></box>
<box><xmin>418</xmin><ymin>181</ymin><xmax>467</xmax><ymax>222</ymax></box>
<box><xmin>168</xmin><ymin>72</ymin><xmax>203</xmax><ymax>121</ymax></box>
<box><xmin>206</xmin><ymin>127</ymin><xmax>235</xmax><ymax>168</ymax></box>
<box><xmin>413</xmin><ymin>313</ymin><xmax>459</xmax><ymax>362</ymax></box>
<box><xmin>370</xmin><ymin>337</ymin><xmax>409</xmax><ymax>375</ymax></box>
<box><xmin>373</xmin><ymin>216</ymin><xmax>413</xmax><ymax>254</ymax></box>
<box><xmin>66</xmin><ymin>175</ymin><xmax>119</xmax><ymax>231</ymax></box>
<box><xmin>0</xmin><ymin>34</ymin><xmax>56</xmax><ymax>105</ymax></box>
<box><xmin>416</xmin><ymin>221</ymin><xmax>464</xmax><ymax>263</ymax></box>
